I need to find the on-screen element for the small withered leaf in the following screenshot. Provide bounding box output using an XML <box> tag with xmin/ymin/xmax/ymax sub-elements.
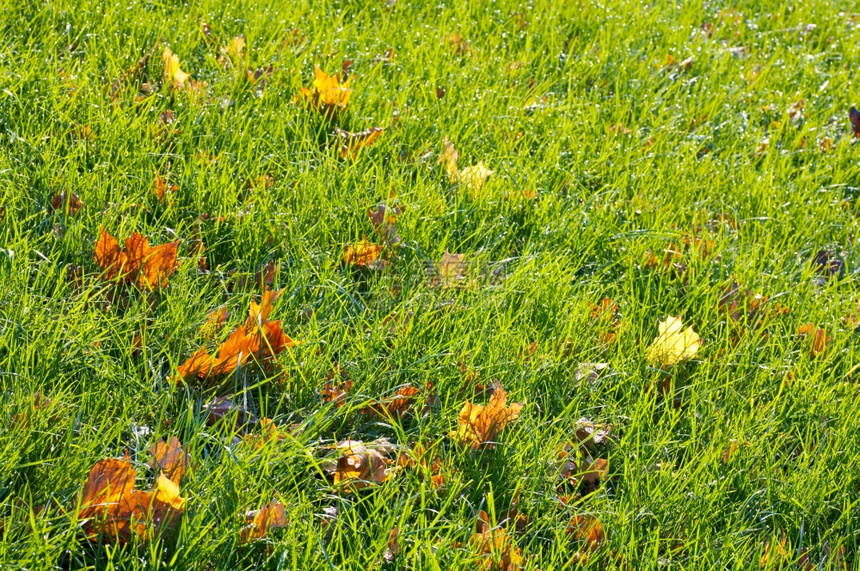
<box><xmin>50</xmin><ymin>191</ymin><xmax>83</xmax><ymax>215</ymax></box>
<box><xmin>240</xmin><ymin>498</ymin><xmax>288</xmax><ymax>543</ymax></box>
<box><xmin>849</xmin><ymin>106</ymin><xmax>860</xmax><ymax>138</ymax></box>
<box><xmin>335</xmin><ymin>127</ymin><xmax>383</xmax><ymax>159</ymax></box>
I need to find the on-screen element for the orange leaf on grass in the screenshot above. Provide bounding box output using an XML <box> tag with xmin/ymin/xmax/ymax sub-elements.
<box><xmin>471</xmin><ymin>510</ymin><xmax>524</xmax><ymax>570</ymax></box>
<box><xmin>148</xmin><ymin>437</ymin><xmax>188</xmax><ymax>484</ymax></box>
<box><xmin>94</xmin><ymin>228</ymin><xmax>179</xmax><ymax>289</ymax></box>
<box><xmin>78</xmin><ymin>458</ymin><xmax>185</xmax><ymax>544</ymax></box>
<box><xmin>177</xmin><ymin>292</ymin><xmax>294</xmax><ymax>382</ymax></box>
<box><xmin>451</xmin><ymin>385</ymin><xmax>523</xmax><ymax>449</ymax></box>
<box><xmin>343</xmin><ymin>238</ymin><xmax>386</xmax><ymax>269</ymax></box>
<box><xmin>240</xmin><ymin>498</ymin><xmax>288</xmax><ymax>543</ymax></box>
<box><xmin>362</xmin><ymin>386</ymin><xmax>421</xmax><ymax>419</ymax></box>
<box><xmin>152</xmin><ymin>173</ymin><xmax>178</xmax><ymax>203</ymax></box>
<box><xmin>797</xmin><ymin>323</ymin><xmax>829</xmax><ymax>357</ymax></box>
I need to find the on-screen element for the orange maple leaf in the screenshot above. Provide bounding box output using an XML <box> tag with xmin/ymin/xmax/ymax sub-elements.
<box><xmin>94</xmin><ymin>228</ymin><xmax>178</xmax><ymax>289</ymax></box>
<box><xmin>78</xmin><ymin>458</ymin><xmax>185</xmax><ymax>544</ymax></box>
<box><xmin>177</xmin><ymin>291</ymin><xmax>293</xmax><ymax>382</ymax></box>
<box><xmin>451</xmin><ymin>385</ymin><xmax>523</xmax><ymax>449</ymax></box>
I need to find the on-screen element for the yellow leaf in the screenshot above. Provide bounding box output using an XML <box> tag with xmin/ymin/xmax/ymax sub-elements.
<box><xmin>162</xmin><ymin>47</ymin><xmax>190</xmax><ymax>87</ymax></box>
<box><xmin>645</xmin><ymin>316</ymin><xmax>701</xmax><ymax>367</ymax></box>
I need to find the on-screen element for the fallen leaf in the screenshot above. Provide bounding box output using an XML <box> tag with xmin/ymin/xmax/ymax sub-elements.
<box><xmin>152</xmin><ymin>173</ymin><xmax>178</xmax><ymax>203</ymax></box>
<box><xmin>567</xmin><ymin>515</ymin><xmax>604</xmax><ymax>550</ymax></box>
<box><xmin>50</xmin><ymin>191</ymin><xmax>83</xmax><ymax>215</ymax></box>
<box><xmin>850</xmin><ymin>106</ymin><xmax>860</xmax><ymax>138</ymax></box>
<box><xmin>574</xmin><ymin>362</ymin><xmax>608</xmax><ymax>384</ymax></box>
<box><xmin>759</xmin><ymin>532</ymin><xmax>789</xmax><ymax>569</ymax></box>
<box><xmin>429</xmin><ymin>251</ymin><xmax>469</xmax><ymax>289</ymax></box>
<box><xmin>78</xmin><ymin>458</ymin><xmax>185</xmax><ymax>544</ymax></box>
<box><xmin>470</xmin><ymin>510</ymin><xmax>523</xmax><ymax>570</ymax></box>
<box><xmin>458</xmin><ymin>162</ymin><xmax>494</xmax><ymax>193</ymax></box>
<box><xmin>573</xmin><ymin>418</ymin><xmax>611</xmax><ymax>450</ymax></box>
<box><xmin>645</xmin><ymin>316</ymin><xmax>701</xmax><ymax>367</ymax></box>
<box><xmin>162</xmin><ymin>47</ymin><xmax>190</xmax><ymax>88</ymax></box>
<box><xmin>383</xmin><ymin>527</ymin><xmax>401</xmax><ymax>562</ymax></box>
<box><xmin>219</xmin><ymin>36</ymin><xmax>245</xmax><ymax>67</ymax></box>
<box><xmin>202</xmin><ymin>395</ymin><xmax>257</xmax><ymax>430</ymax></box>
<box><xmin>797</xmin><ymin>323</ymin><xmax>829</xmax><ymax>357</ymax></box>
<box><xmin>148</xmin><ymin>437</ymin><xmax>188</xmax><ymax>484</ymax></box>
<box><xmin>343</xmin><ymin>238</ymin><xmax>386</xmax><ymax>270</ymax></box>
<box><xmin>240</xmin><ymin>498</ymin><xmax>288</xmax><ymax>543</ymax></box>
<box><xmin>177</xmin><ymin>293</ymin><xmax>294</xmax><ymax>382</ymax></box>
<box><xmin>335</xmin><ymin>127</ymin><xmax>383</xmax><ymax>158</ymax></box>
<box><xmin>94</xmin><ymin>228</ymin><xmax>179</xmax><ymax>289</ymax></box>
<box><xmin>295</xmin><ymin>66</ymin><xmax>352</xmax><ymax>117</ymax></box>
<box><xmin>368</xmin><ymin>202</ymin><xmax>402</xmax><ymax>245</ymax></box>
<box><xmin>323</xmin><ymin>439</ymin><xmax>394</xmax><ymax>490</ymax></box>
<box><xmin>451</xmin><ymin>384</ymin><xmax>523</xmax><ymax>449</ymax></box>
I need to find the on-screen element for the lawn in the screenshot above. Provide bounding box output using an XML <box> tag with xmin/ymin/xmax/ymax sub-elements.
<box><xmin>1</xmin><ymin>0</ymin><xmax>860</xmax><ymax>569</ymax></box>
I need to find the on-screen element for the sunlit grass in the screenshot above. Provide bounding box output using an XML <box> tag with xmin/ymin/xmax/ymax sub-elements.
<box><xmin>1</xmin><ymin>0</ymin><xmax>860</xmax><ymax>569</ymax></box>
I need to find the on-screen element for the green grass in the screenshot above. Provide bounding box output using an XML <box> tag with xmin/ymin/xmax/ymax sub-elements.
<box><xmin>2</xmin><ymin>0</ymin><xmax>860</xmax><ymax>568</ymax></box>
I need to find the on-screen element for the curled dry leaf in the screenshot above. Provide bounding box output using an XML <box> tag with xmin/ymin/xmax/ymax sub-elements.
<box><xmin>240</xmin><ymin>498</ymin><xmax>288</xmax><ymax>543</ymax></box>
<box><xmin>368</xmin><ymin>202</ymin><xmax>402</xmax><ymax>245</ymax></box>
<box><xmin>561</xmin><ymin>456</ymin><xmax>608</xmax><ymax>495</ymax></box>
<box><xmin>148</xmin><ymin>437</ymin><xmax>188</xmax><ymax>484</ymax></box>
<box><xmin>78</xmin><ymin>458</ymin><xmax>185</xmax><ymax>544</ymax></box>
<box><xmin>645</xmin><ymin>316</ymin><xmax>701</xmax><ymax>367</ymax></box>
<box><xmin>162</xmin><ymin>47</ymin><xmax>190</xmax><ymax>88</ymax></box>
<box><xmin>382</xmin><ymin>527</ymin><xmax>401</xmax><ymax>562</ymax></box>
<box><xmin>50</xmin><ymin>190</ymin><xmax>83</xmax><ymax>215</ymax></box>
<box><xmin>574</xmin><ymin>418</ymin><xmax>612</xmax><ymax>450</ymax></box>
<box><xmin>335</xmin><ymin>127</ymin><xmax>383</xmax><ymax>159</ymax></box>
<box><xmin>343</xmin><ymin>238</ymin><xmax>386</xmax><ymax>270</ymax></box>
<box><xmin>451</xmin><ymin>385</ymin><xmax>523</xmax><ymax>449</ymax></box>
<box><xmin>94</xmin><ymin>228</ymin><xmax>179</xmax><ymax>289</ymax></box>
<box><xmin>295</xmin><ymin>66</ymin><xmax>352</xmax><ymax>117</ymax></box>
<box><xmin>323</xmin><ymin>439</ymin><xmax>394</xmax><ymax>490</ymax></box>
<box><xmin>320</xmin><ymin>369</ymin><xmax>353</xmax><ymax>407</ymax></box>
